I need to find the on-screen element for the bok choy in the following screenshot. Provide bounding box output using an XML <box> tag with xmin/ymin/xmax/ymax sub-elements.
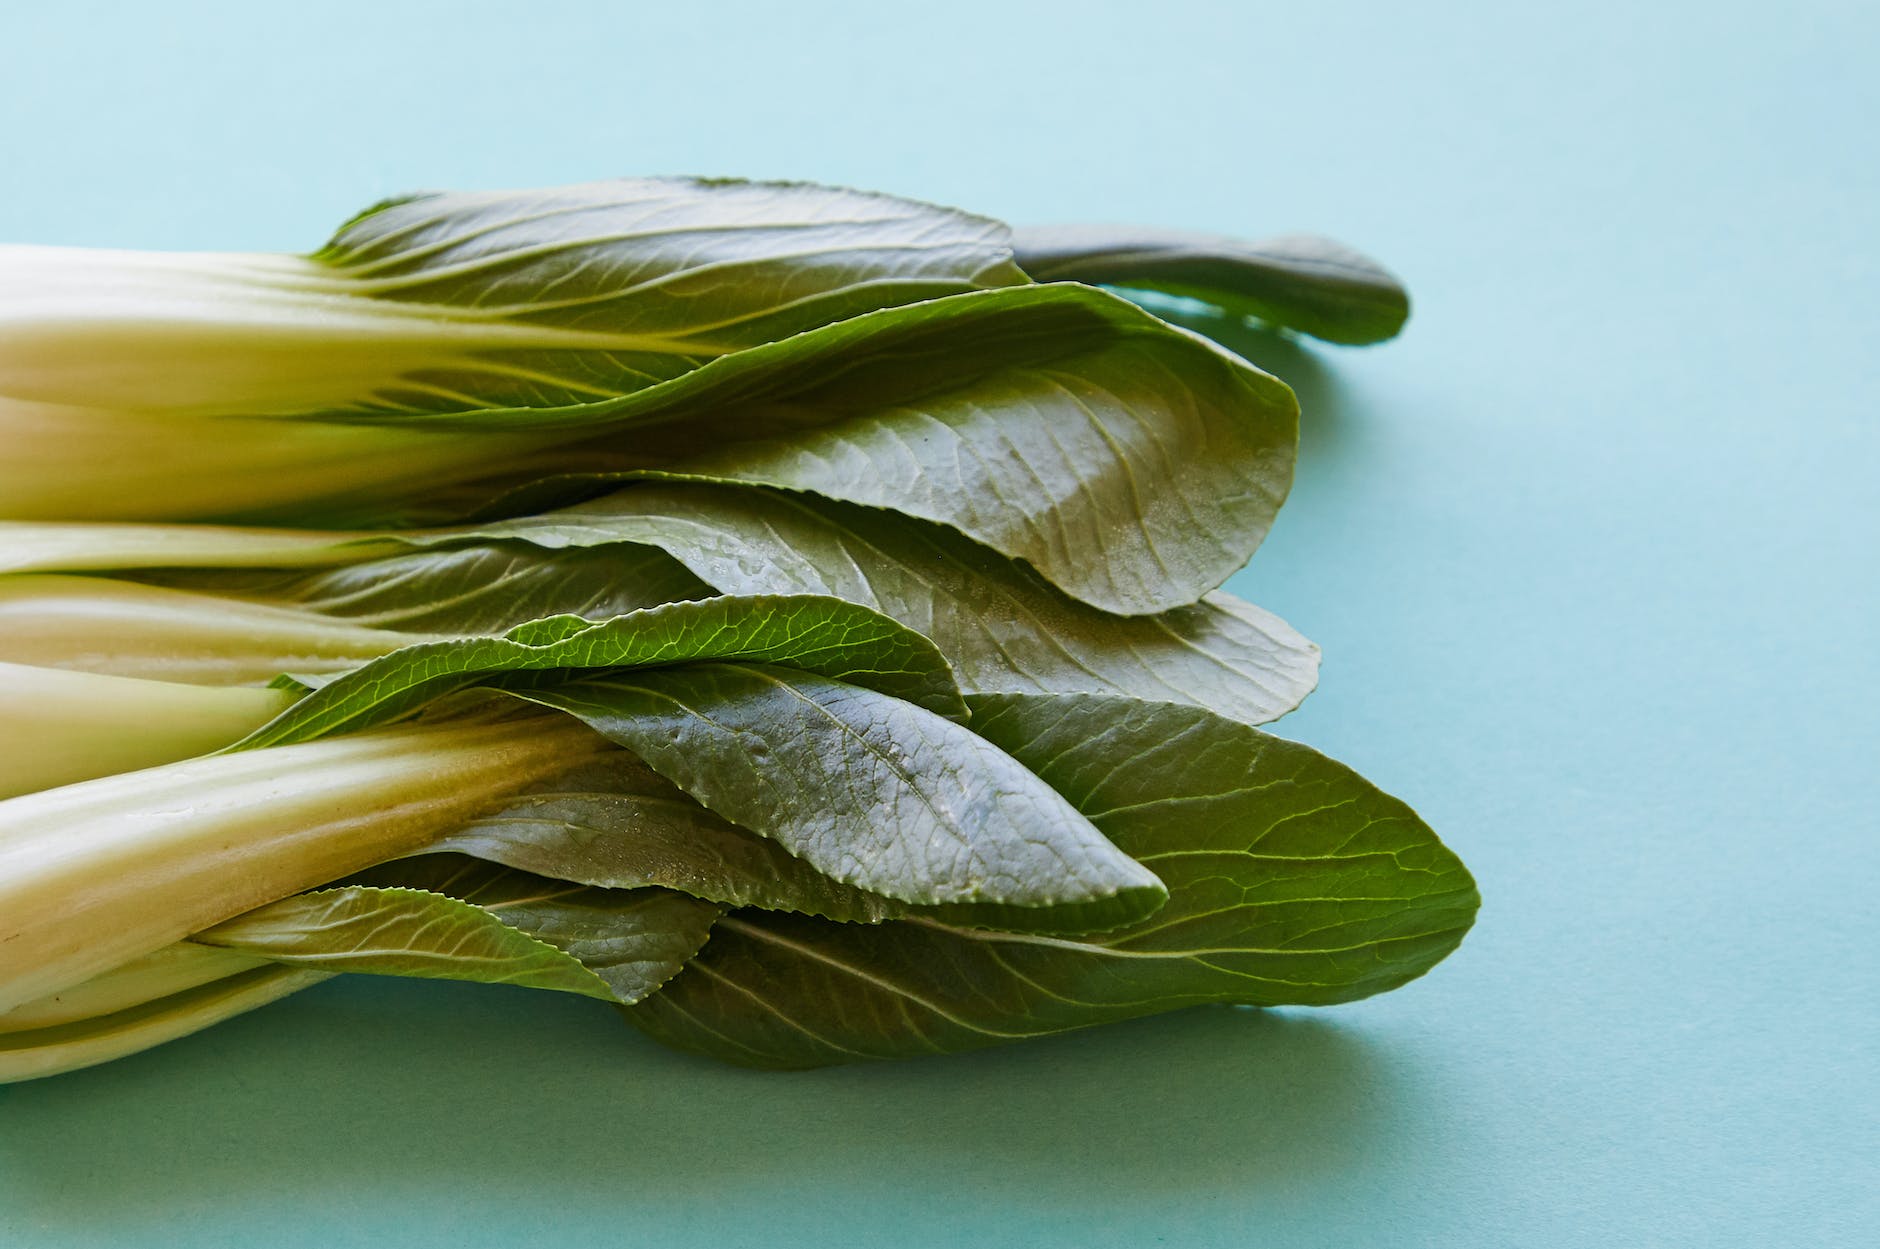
<box><xmin>0</xmin><ymin>174</ymin><xmax>1470</xmax><ymax>1085</ymax></box>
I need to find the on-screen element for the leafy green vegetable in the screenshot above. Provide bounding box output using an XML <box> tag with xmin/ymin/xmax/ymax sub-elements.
<box><xmin>0</xmin><ymin>713</ymin><xmax>610</xmax><ymax>1014</ymax></box>
<box><xmin>0</xmin><ymin>661</ymin><xmax>292</xmax><ymax>798</ymax></box>
<box><xmin>184</xmin><ymin>542</ymin><xmax>710</xmax><ymax>633</ymax></box>
<box><xmin>196</xmin><ymin>855</ymin><xmax>719</xmax><ymax>1004</ymax></box>
<box><xmin>0</xmin><ymin>544</ymin><xmax>710</xmax><ymax>685</ymax></box>
<box><xmin>429</xmin><ymin>756</ymin><xmax>900</xmax><ymax>922</ymax></box>
<box><xmin>627</xmin><ymin>694</ymin><xmax>1477</xmax><ymax>1066</ymax></box>
<box><xmin>0</xmin><ymin>178</ymin><xmax>1022</xmax><ymax>522</ymax></box>
<box><xmin>472</xmin><ymin>482</ymin><xmax>1318</xmax><ymax>723</ymax></box>
<box><xmin>236</xmin><ymin>593</ymin><xmax>963</xmax><ymax>746</ymax></box>
<box><xmin>0</xmin><ymin>962</ymin><xmax>326</xmax><ymax>1085</ymax></box>
<box><xmin>429</xmin><ymin>284</ymin><xmax>1298</xmax><ymax>615</ymax></box>
<box><xmin>309</xmin><ymin>179</ymin><xmax>1027</xmax><ymax>413</ymax></box>
<box><xmin>0</xmin><ymin>173</ymin><xmax>1467</xmax><ymax>1087</ymax></box>
<box><xmin>1012</xmin><ymin>225</ymin><xmax>1411</xmax><ymax>346</ymax></box>
<box><xmin>232</xmin><ymin>586</ymin><xmax>1164</xmax><ymax>930</ymax></box>
<box><xmin>519</xmin><ymin>668</ymin><xmax>1165</xmax><ymax>932</ymax></box>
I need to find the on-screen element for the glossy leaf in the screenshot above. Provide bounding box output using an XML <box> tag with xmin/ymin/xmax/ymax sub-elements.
<box><xmin>627</xmin><ymin>694</ymin><xmax>1478</xmax><ymax>1067</ymax></box>
<box><xmin>1012</xmin><ymin>226</ymin><xmax>1410</xmax><ymax>346</ymax></box>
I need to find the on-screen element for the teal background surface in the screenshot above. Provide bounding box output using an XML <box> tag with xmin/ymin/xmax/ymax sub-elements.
<box><xmin>2</xmin><ymin>2</ymin><xmax>1874</xmax><ymax>1244</ymax></box>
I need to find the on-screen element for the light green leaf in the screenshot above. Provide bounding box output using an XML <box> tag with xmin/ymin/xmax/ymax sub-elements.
<box><xmin>195</xmin><ymin>856</ymin><xmax>717</xmax><ymax>1004</ymax></box>
<box><xmin>626</xmin><ymin>693</ymin><xmax>1478</xmax><ymax>1067</ymax></box>
<box><xmin>1012</xmin><ymin>226</ymin><xmax>1411</xmax><ymax>346</ymax></box>
<box><xmin>516</xmin><ymin>668</ymin><xmax>1165</xmax><ymax>930</ymax></box>
<box><xmin>235</xmin><ymin>593</ymin><xmax>964</xmax><ymax>747</ymax></box>
<box><xmin>475</xmin><ymin>483</ymin><xmax>1318</xmax><ymax>724</ymax></box>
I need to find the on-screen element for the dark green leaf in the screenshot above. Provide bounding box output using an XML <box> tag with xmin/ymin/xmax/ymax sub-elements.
<box><xmin>334</xmin><ymin>284</ymin><xmax>1295</xmax><ymax>617</ymax></box>
<box><xmin>1012</xmin><ymin>226</ymin><xmax>1410</xmax><ymax>346</ymax></box>
<box><xmin>147</xmin><ymin>541</ymin><xmax>711</xmax><ymax>633</ymax></box>
<box><xmin>308</xmin><ymin>177</ymin><xmax>1027</xmax><ymax>414</ymax></box>
<box><xmin>235</xmin><ymin>593</ymin><xmax>964</xmax><ymax>747</ymax></box>
<box><xmin>516</xmin><ymin>667</ymin><xmax>1165</xmax><ymax>928</ymax></box>
<box><xmin>195</xmin><ymin>856</ymin><xmax>718</xmax><ymax>1005</ymax></box>
<box><xmin>428</xmin><ymin>755</ymin><xmax>900</xmax><ymax>923</ymax></box>
<box><xmin>474</xmin><ymin>483</ymin><xmax>1318</xmax><ymax>724</ymax></box>
<box><xmin>627</xmin><ymin>694</ymin><xmax>1478</xmax><ymax>1067</ymax></box>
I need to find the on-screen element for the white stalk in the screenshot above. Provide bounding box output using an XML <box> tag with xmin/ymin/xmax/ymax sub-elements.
<box><xmin>0</xmin><ymin>713</ymin><xmax>611</xmax><ymax>1013</ymax></box>
<box><xmin>0</xmin><ymin>575</ymin><xmax>418</xmax><ymax>683</ymax></box>
<box><xmin>0</xmin><ymin>962</ymin><xmax>328</xmax><ymax>1084</ymax></box>
<box><xmin>0</xmin><ymin>397</ymin><xmax>558</xmax><ymax>522</ymax></box>
<box><xmin>0</xmin><ymin>245</ymin><xmax>673</xmax><ymax>522</ymax></box>
<box><xmin>0</xmin><ymin>943</ymin><xmax>273</xmax><ymax>1032</ymax></box>
<box><xmin>0</xmin><ymin>661</ymin><xmax>295</xmax><ymax>798</ymax></box>
<box><xmin>0</xmin><ymin>246</ymin><xmax>659</xmax><ymax>416</ymax></box>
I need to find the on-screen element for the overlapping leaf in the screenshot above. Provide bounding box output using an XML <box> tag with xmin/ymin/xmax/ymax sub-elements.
<box><xmin>194</xmin><ymin>855</ymin><xmax>718</xmax><ymax>1004</ymax></box>
<box><xmin>150</xmin><ymin>541</ymin><xmax>711</xmax><ymax>633</ymax></box>
<box><xmin>468</xmin><ymin>483</ymin><xmax>1318</xmax><ymax>723</ymax></box>
<box><xmin>626</xmin><ymin>694</ymin><xmax>1478</xmax><ymax>1067</ymax></box>
<box><xmin>515</xmin><ymin>669</ymin><xmax>1165</xmax><ymax>930</ymax></box>
<box><xmin>429</xmin><ymin>756</ymin><xmax>899</xmax><ymax>923</ymax></box>
<box><xmin>311</xmin><ymin>285</ymin><xmax>1296</xmax><ymax>616</ymax></box>
<box><xmin>307</xmin><ymin>177</ymin><xmax>1028</xmax><ymax>415</ymax></box>
<box><xmin>235</xmin><ymin>593</ymin><xmax>963</xmax><ymax>746</ymax></box>
<box><xmin>233</xmin><ymin>592</ymin><xmax>1160</xmax><ymax>930</ymax></box>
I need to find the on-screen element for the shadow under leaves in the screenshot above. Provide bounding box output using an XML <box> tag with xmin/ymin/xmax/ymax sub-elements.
<box><xmin>0</xmin><ymin>976</ymin><xmax>1428</xmax><ymax>1228</ymax></box>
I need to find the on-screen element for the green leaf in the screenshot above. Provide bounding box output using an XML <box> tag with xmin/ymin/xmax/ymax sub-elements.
<box><xmin>474</xmin><ymin>483</ymin><xmax>1318</xmax><ymax>724</ymax></box>
<box><xmin>516</xmin><ymin>667</ymin><xmax>1165</xmax><ymax>929</ymax></box>
<box><xmin>307</xmin><ymin>176</ymin><xmax>1028</xmax><ymax>414</ymax></box>
<box><xmin>1012</xmin><ymin>226</ymin><xmax>1411</xmax><ymax>346</ymax></box>
<box><xmin>235</xmin><ymin>593</ymin><xmax>964</xmax><ymax>747</ymax></box>
<box><xmin>1</xmin><ymin>542</ymin><xmax>710</xmax><ymax>686</ymax></box>
<box><xmin>317</xmin><ymin>284</ymin><xmax>1295</xmax><ymax>616</ymax></box>
<box><xmin>194</xmin><ymin>856</ymin><xmax>717</xmax><ymax>1004</ymax></box>
<box><xmin>626</xmin><ymin>693</ymin><xmax>1478</xmax><ymax>1067</ymax></box>
<box><xmin>149</xmin><ymin>541</ymin><xmax>711</xmax><ymax>633</ymax></box>
<box><xmin>428</xmin><ymin>755</ymin><xmax>900</xmax><ymax>923</ymax></box>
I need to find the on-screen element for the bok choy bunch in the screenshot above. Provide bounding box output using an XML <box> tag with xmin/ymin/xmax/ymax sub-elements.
<box><xmin>0</xmin><ymin>176</ymin><xmax>1469</xmax><ymax>1084</ymax></box>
